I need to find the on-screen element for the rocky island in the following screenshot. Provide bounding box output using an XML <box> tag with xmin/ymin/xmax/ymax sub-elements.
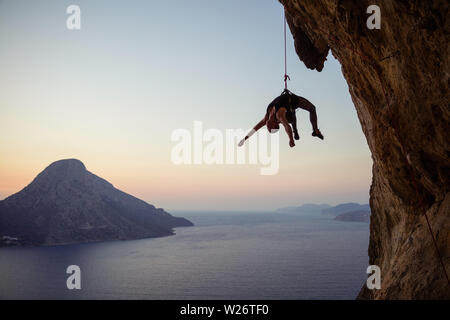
<box><xmin>0</xmin><ymin>159</ymin><xmax>193</xmax><ymax>246</ymax></box>
<box><xmin>321</xmin><ymin>203</ymin><xmax>370</xmax><ymax>217</ymax></box>
<box><xmin>334</xmin><ymin>210</ymin><xmax>371</xmax><ymax>223</ymax></box>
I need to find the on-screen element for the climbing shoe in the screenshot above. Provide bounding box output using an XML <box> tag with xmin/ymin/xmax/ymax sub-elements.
<box><xmin>312</xmin><ymin>129</ymin><xmax>324</xmax><ymax>140</ymax></box>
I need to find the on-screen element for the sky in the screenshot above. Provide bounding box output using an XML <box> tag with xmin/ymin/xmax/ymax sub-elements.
<box><xmin>0</xmin><ymin>0</ymin><xmax>372</xmax><ymax>211</ymax></box>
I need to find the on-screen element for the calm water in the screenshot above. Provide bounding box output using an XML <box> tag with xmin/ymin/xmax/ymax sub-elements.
<box><xmin>0</xmin><ymin>211</ymin><xmax>369</xmax><ymax>300</ymax></box>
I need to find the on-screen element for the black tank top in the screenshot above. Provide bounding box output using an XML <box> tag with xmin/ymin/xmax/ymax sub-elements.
<box><xmin>266</xmin><ymin>93</ymin><xmax>294</xmax><ymax>119</ymax></box>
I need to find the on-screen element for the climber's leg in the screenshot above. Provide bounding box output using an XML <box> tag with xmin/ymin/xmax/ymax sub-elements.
<box><xmin>298</xmin><ymin>102</ymin><xmax>318</xmax><ymax>132</ymax></box>
<box><xmin>298</xmin><ymin>100</ymin><xmax>324</xmax><ymax>140</ymax></box>
<box><xmin>286</xmin><ymin>110</ymin><xmax>300</xmax><ymax>140</ymax></box>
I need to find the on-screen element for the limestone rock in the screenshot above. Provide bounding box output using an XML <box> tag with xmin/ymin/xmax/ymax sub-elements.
<box><xmin>280</xmin><ymin>0</ymin><xmax>449</xmax><ymax>299</ymax></box>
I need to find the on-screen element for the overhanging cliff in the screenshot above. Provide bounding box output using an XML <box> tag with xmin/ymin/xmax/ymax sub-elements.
<box><xmin>279</xmin><ymin>0</ymin><xmax>449</xmax><ymax>299</ymax></box>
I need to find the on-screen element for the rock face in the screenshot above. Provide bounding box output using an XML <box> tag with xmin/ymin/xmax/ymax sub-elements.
<box><xmin>279</xmin><ymin>1</ymin><xmax>449</xmax><ymax>298</ymax></box>
<box><xmin>334</xmin><ymin>210</ymin><xmax>371</xmax><ymax>223</ymax></box>
<box><xmin>0</xmin><ymin>159</ymin><xmax>193</xmax><ymax>246</ymax></box>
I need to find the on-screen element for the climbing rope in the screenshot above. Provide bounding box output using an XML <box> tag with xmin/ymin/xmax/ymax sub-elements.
<box><xmin>423</xmin><ymin>209</ymin><xmax>450</xmax><ymax>287</ymax></box>
<box><xmin>408</xmin><ymin>167</ymin><xmax>450</xmax><ymax>288</ymax></box>
<box><xmin>286</xmin><ymin>10</ymin><xmax>450</xmax><ymax>289</ymax></box>
<box><xmin>283</xmin><ymin>12</ymin><xmax>290</xmax><ymax>89</ymax></box>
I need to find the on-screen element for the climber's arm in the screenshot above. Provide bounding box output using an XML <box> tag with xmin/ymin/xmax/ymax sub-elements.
<box><xmin>238</xmin><ymin>116</ymin><xmax>267</xmax><ymax>147</ymax></box>
<box><xmin>278</xmin><ymin>109</ymin><xmax>295</xmax><ymax>147</ymax></box>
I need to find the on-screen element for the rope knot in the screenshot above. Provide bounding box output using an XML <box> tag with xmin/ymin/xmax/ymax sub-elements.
<box><xmin>284</xmin><ymin>74</ymin><xmax>290</xmax><ymax>89</ymax></box>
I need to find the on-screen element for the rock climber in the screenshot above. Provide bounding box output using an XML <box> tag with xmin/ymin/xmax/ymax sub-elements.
<box><xmin>238</xmin><ymin>89</ymin><xmax>324</xmax><ymax>148</ymax></box>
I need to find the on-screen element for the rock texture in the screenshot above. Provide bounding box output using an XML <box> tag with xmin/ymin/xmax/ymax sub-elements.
<box><xmin>279</xmin><ymin>0</ymin><xmax>449</xmax><ymax>299</ymax></box>
<box><xmin>0</xmin><ymin>159</ymin><xmax>193</xmax><ymax>246</ymax></box>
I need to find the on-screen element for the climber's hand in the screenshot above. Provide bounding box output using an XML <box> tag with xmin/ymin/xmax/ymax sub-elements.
<box><xmin>238</xmin><ymin>139</ymin><xmax>245</xmax><ymax>147</ymax></box>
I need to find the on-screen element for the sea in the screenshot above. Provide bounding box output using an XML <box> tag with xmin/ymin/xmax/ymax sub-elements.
<box><xmin>0</xmin><ymin>211</ymin><xmax>369</xmax><ymax>300</ymax></box>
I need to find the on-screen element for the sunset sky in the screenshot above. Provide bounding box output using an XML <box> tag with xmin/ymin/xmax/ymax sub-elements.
<box><xmin>0</xmin><ymin>0</ymin><xmax>372</xmax><ymax>210</ymax></box>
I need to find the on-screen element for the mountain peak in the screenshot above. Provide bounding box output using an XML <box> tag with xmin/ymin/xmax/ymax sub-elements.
<box><xmin>45</xmin><ymin>159</ymin><xmax>86</xmax><ymax>172</ymax></box>
<box><xmin>0</xmin><ymin>159</ymin><xmax>193</xmax><ymax>246</ymax></box>
<box><xmin>31</xmin><ymin>159</ymin><xmax>88</xmax><ymax>186</ymax></box>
